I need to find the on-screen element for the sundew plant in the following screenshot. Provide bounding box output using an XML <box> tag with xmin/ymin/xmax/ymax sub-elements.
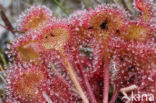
<box><xmin>0</xmin><ymin>0</ymin><xmax>156</xmax><ymax>103</ymax></box>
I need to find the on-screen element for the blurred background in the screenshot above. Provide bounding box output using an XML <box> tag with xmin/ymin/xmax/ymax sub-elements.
<box><xmin>0</xmin><ymin>0</ymin><xmax>155</xmax><ymax>102</ymax></box>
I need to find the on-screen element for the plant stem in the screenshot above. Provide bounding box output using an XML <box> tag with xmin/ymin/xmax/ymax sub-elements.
<box><xmin>0</xmin><ymin>10</ymin><xmax>15</xmax><ymax>34</ymax></box>
<box><xmin>0</xmin><ymin>65</ymin><xmax>4</xmax><ymax>72</ymax></box>
<box><xmin>109</xmin><ymin>72</ymin><xmax>126</xmax><ymax>103</ymax></box>
<box><xmin>50</xmin><ymin>63</ymin><xmax>78</xmax><ymax>94</ymax></box>
<box><xmin>0</xmin><ymin>52</ymin><xmax>7</xmax><ymax>68</ymax></box>
<box><xmin>77</xmin><ymin>59</ymin><xmax>98</xmax><ymax>103</ymax></box>
<box><xmin>53</xmin><ymin>0</ymin><xmax>69</xmax><ymax>15</ymax></box>
<box><xmin>61</xmin><ymin>52</ymin><xmax>89</xmax><ymax>103</ymax></box>
<box><xmin>0</xmin><ymin>65</ymin><xmax>6</xmax><ymax>83</ymax></box>
<box><xmin>109</xmin><ymin>80</ymin><xmax>122</xmax><ymax>103</ymax></box>
<box><xmin>103</xmin><ymin>41</ymin><xmax>110</xmax><ymax>103</ymax></box>
<box><xmin>42</xmin><ymin>91</ymin><xmax>53</xmax><ymax>103</ymax></box>
<box><xmin>82</xmin><ymin>0</ymin><xmax>94</xmax><ymax>9</ymax></box>
<box><xmin>0</xmin><ymin>24</ymin><xmax>23</xmax><ymax>33</ymax></box>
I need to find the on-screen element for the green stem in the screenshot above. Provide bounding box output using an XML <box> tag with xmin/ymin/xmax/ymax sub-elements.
<box><xmin>0</xmin><ymin>52</ymin><xmax>7</xmax><ymax>68</ymax></box>
<box><xmin>53</xmin><ymin>0</ymin><xmax>69</xmax><ymax>15</ymax></box>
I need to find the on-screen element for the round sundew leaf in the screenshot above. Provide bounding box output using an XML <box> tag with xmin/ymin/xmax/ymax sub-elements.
<box><xmin>120</xmin><ymin>23</ymin><xmax>149</xmax><ymax>42</ymax></box>
<box><xmin>18</xmin><ymin>5</ymin><xmax>52</xmax><ymax>32</ymax></box>
<box><xmin>110</xmin><ymin>41</ymin><xmax>156</xmax><ymax>86</ymax></box>
<box><xmin>88</xmin><ymin>11</ymin><xmax>123</xmax><ymax>33</ymax></box>
<box><xmin>13</xmin><ymin>69</ymin><xmax>45</xmax><ymax>102</ymax></box>
<box><xmin>23</xmin><ymin>13</ymin><xmax>48</xmax><ymax>31</ymax></box>
<box><xmin>17</xmin><ymin>41</ymin><xmax>41</xmax><ymax>62</ymax></box>
<box><xmin>49</xmin><ymin>75</ymin><xmax>78</xmax><ymax>102</ymax></box>
<box><xmin>41</xmin><ymin>26</ymin><xmax>70</xmax><ymax>50</ymax></box>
